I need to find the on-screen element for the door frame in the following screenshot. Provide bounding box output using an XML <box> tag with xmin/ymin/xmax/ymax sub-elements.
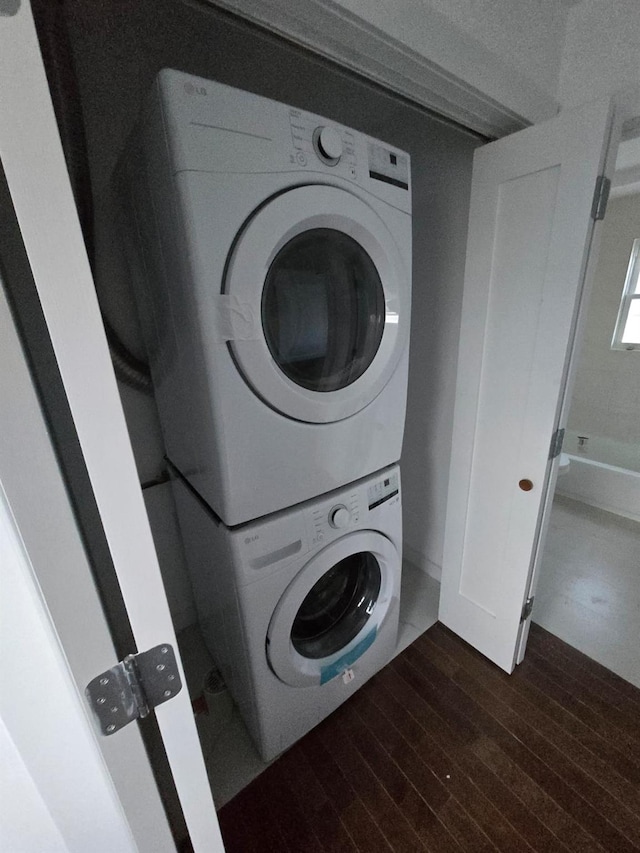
<box><xmin>0</xmin><ymin>3</ymin><xmax>223</xmax><ymax>849</ymax></box>
<box><xmin>208</xmin><ymin>0</ymin><xmax>558</xmax><ymax>136</ymax></box>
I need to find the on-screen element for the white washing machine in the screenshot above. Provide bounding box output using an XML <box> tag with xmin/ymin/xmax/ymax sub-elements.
<box><xmin>172</xmin><ymin>465</ymin><xmax>402</xmax><ymax>761</ymax></box>
<box><xmin>121</xmin><ymin>69</ymin><xmax>412</xmax><ymax>525</ymax></box>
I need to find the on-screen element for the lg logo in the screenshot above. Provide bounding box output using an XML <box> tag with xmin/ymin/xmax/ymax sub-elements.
<box><xmin>244</xmin><ymin>534</ymin><xmax>259</xmax><ymax>544</ymax></box>
<box><xmin>183</xmin><ymin>82</ymin><xmax>207</xmax><ymax>96</ymax></box>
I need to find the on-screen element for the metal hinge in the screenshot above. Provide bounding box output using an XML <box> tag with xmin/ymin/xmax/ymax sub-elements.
<box><xmin>521</xmin><ymin>596</ymin><xmax>535</xmax><ymax>622</ymax></box>
<box><xmin>549</xmin><ymin>427</ymin><xmax>565</xmax><ymax>460</ymax></box>
<box><xmin>86</xmin><ymin>644</ymin><xmax>182</xmax><ymax>736</ymax></box>
<box><xmin>591</xmin><ymin>175</ymin><xmax>611</xmax><ymax>221</ymax></box>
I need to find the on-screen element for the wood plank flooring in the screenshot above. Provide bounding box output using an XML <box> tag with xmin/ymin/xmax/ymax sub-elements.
<box><xmin>218</xmin><ymin>623</ymin><xmax>640</xmax><ymax>852</ymax></box>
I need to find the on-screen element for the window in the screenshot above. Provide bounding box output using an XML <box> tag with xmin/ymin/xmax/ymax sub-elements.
<box><xmin>612</xmin><ymin>238</ymin><xmax>640</xmax><ymax>351</ymax></box>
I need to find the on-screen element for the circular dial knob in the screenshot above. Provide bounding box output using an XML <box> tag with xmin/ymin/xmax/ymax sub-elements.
<box><xmin>329</xmin><ymin>505</ymin><xmax>351</xmax><ymax>529</ymax></box>
<box><xmin>314</xmin><ymin>126</ymin><xmax>343</xmax><ymax>163</ymax></box>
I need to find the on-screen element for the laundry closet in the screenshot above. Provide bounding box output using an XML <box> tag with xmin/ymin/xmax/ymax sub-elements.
<box><xmin>73</xmin><ymin>0</ymin><xmax>475</xmax><ymax>792</ymax></box>
<box><xmin>4</xmin><ymin>0</ymin><xmax>474</xmax><ymax>829</ymax></box>
<box><xmin>57</xmin><ymin>0</ymin><xmax>480</xmax><ymax>613</ymax></box>
<box><xmin>3</xmin><ymin>0</ymin><xmax>631</xmax><ymax>849</ymax></box>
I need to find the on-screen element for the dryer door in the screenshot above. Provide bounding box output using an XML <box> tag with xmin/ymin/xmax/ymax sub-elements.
<box><xmin>225</xmin><ymin>186</ymin><xmax>409</xmax><ymax>423</ymax></box>
<box><xmin>267</xmin><ymin>530</ymin><xmax>400</xmax><ymax>687</ymax></box>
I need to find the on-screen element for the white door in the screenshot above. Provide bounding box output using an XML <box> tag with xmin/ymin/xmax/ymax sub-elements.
<box><xmin>0</xmin><ymin>3</ymin><xmax>223</xmax><ymax>851</ymax></box>
<box><xmin>439</xmin><ymin>95</ymin><xmax>624</xmax><ymax>674</ymax></box>
<box><xmin>1</xmin><ymin>488</ymin><xmax>138</xmax><ymax>853</ymax></box>
<box><xmin>0</xmin><ymin>277</ymin><xmax>169</xmax><ymax>853</ymax></box>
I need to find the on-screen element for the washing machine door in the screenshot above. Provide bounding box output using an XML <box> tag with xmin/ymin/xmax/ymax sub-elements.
<box><xmin>266</xmin><ymin>530</ymin><xmax>400</xmax><ymax>687</ymax></box>
<box><xmin>225</xmin><ymin>185</ymin><xmax>409</xmax><ymax>423</ymax></box>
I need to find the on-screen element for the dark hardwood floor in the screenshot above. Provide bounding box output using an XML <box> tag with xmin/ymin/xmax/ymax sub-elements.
<box><xmin>218</xmin><ymin>623</ymin><xmax>640</xmax><ymax>852</ymax></box>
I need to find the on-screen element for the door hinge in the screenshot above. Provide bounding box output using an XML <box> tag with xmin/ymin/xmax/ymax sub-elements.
<box><xmin>591</xmin><ymin>175</ymin><xmax>611</xmax><ymax>221</ymax></box>
<box><xmin>549</xmin><ymin>427</ymin><xmax>565</xmax><ymax>460</ymax></box>
<box><xmin>86</xmin><ymin>644</ymin><xmax>182</xmax><ymax>736</ymax></box>
<box><xmin>521</xmin><ymin>596</ymin><xmax>535</xmax><ymax>622</ymax></box>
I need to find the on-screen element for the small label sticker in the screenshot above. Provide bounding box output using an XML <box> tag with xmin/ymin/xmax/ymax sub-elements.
<box><xmin>342</xmin><ymin>669</ymin><xmax>355</xmax><ymax>684</ymax></box>
<box><xmin>320</xmin><ymin>627</ymin><xmax>377</xmax><ymax>684</ymax></box>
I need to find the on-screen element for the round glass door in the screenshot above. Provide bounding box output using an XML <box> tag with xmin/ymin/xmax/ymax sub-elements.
<box><xmin>225</xmin><ymin>186</ymin><xmax>410</xmax><ymax>424</ymax></box>
<box><xmin>266</xmin><ymin>530</ymin><xmax>400</xmax><ymax>687</ymax></box>
<box><xmin>262</xmin><ymin>229</ymin><xmax>385</xmax><ymax>393</ymax></box>
<box><xmin>291</xmin><ymin>552</ymin><xmax>381</xmax><ymax>658</ymax></box>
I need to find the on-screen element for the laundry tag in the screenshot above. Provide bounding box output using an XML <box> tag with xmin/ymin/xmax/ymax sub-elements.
<box><xmin>342</xmin><ymin>668</ymin><xmax>355</xmax><ymax>684</ymax></box>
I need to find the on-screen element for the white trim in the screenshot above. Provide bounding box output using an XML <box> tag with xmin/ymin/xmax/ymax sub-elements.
<box><xmin>207</xmin><ymin>0</ymin><xmax>559</xmax><ymax>138</ymax></box>
<box><xmin>0</xmin><ymin>4</ymin><xmax>223</xmax><ymax>849</ymax></box>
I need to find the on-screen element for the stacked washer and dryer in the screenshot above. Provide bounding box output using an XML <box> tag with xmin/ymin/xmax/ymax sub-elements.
<box><xmin>121</xmin><ymin>69</ymin><xmax>412</xmax><ymax>761</ymax></box>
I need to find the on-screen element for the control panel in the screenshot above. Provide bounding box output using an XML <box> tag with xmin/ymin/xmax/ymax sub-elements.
<box><xmin>289</xmin><ymin>108</ymin><xmax>357</xmax><ymax>177</ymax></box>
<box><xmin>308</xmin><ymin>487</ymin><xmax>361</xmax><ymax>545</ymax></box>
<box><xmin>313</xmin><ymin>126</ymin><xmax>343</xmax><ymax>164</ymax></box>
<box><xmin>303</xmin><ymin>468</ymin><xmax>400</xmax><ymax>547</ymax></box>
<box><xmin>287</xmin><ymin>107</ymin><xmax>409</xmax><ymax>199</ymax></box>
<box><xmin>367</xmin><ymin>470</ymin><xmax>400</xmax><ymax>510</ymax></box>
<box><xmin>155</xmin><ymin>71</ymin><xmax>410</xmax><ymax>212</ymax></box>
<box><xmin>367</xmin><ymin>143</ymin><xmax>409</xmax><ymax>191</ymax></box>
<box><xmin>328</xmin><ymin>505</ymin><xmax>351</xmax><ymax>529</ymax></box>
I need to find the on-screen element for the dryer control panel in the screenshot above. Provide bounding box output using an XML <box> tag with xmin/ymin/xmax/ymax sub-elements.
<box><xmin>289</xmin><ymin>108</ymin><xmax>358</xmax><ymax>178</ymax></box>
<box><xmin>288</xmin><ymin>108</ymin><xmax>410</xmax><ymax>199</ymax></box>
<box><xmin>150</xmin><ymin>69</ymin><xmax>411</xmax><ymax>215</ymax></box>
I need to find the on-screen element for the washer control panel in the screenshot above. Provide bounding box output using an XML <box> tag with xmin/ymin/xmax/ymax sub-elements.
<box><xmin>367</xmin><ymin>470</ymin><xmax>400</xmax><ymax>510</ymax></box>
<box><xmin>328</xmin><ymin>504</ymin><xmax>351</xmax><ymax>529</ymax></box>
<box><xmin>303</xmin><ymin>467</ymin><xmax>400</xmax><ymax>547</ymax></box>
<box><xmin>308</xmin><ymin>488</ymin><xmax>360</xmax><ymax>545</ymax></box>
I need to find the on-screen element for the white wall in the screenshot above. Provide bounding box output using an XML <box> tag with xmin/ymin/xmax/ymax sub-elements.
<box><xmin>567</xmin><ymin>193</ymin><xmax>640</xmax><ymax>446</ymax></box>
<box><xmin>558</xmin><ymin>0</ymin><xmax>640</xmax><ymax>108</ymax></box>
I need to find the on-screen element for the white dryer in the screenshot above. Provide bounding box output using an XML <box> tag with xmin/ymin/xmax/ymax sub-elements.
<box><xmin>172</xmin><ymin>465</ymin><xmax>402</xmax><ymax>761</ymax></box>
<box><xmin>121</xmin><ymin>69</ymin><xmax>412</xmax><ymax>525</ymax></box>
